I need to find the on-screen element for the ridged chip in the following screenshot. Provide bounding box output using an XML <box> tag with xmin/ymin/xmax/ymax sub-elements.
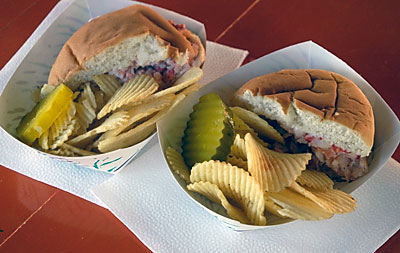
<box><xmin>80</xmin><ymin>82</ymin><xmax>97</xmax><ymax>111</ymax></box>
<box><xmin>102</xmin><ymin>93</ymin><xmax>174</xmax><ymax>140</ymax></box>
<box><xmin>68</xmin><ymin>111</ymin><xmax>129</xmax><ymax>147</ymax></box>
<box><xmin>126</xmin><ymin>68</ymin><xmax>203</xmax><ymax>108</ymax></box>
<box><xmin>226</xmin><ymin>154</ymin><xmax>248</xmax><ymax>170</ymax></box>
<box><xmin>308</xmin><ymin>188</ymin><xmax>357</xmax><ymax>214</ymax></box>
<box><xmin>289</xmin><ymin>182</ymin><xmax>356</xmax><ymax>214</ymax></box>
<box><xmin>232</xmin><ymin>111</ymin><xmax>258</xmax><ymax>138</ymax></box>
<box><xmin>173</xmin><ymin>67</ymin><xmax>203</xmax><ymax>86</ymax></box>
<box><xmin>75</xmin><ymin>99</ymin><xmax>96</xmax><ymax>134</ymax></box>
<box><xmin>59</xmin><ymin>143</ymin><xmax>97</xmax><ymax>156</ymax></box>
<box><xmin>187</xmin><ymin>181</ymin><xmax>250</xmax><ymax>224</ymax></box>
<box><xmin>147</xmin><ymin>67</ymin><xmax>202</xmax><ymax>99</ymax></box>
<box><xmin>38</xmin><ymin>130</ymin><xmax>49</xmax><ymax>150</ymax></box>
<box><xmin>266</xmin><ymin>189</ymin><xmax>333</xmax><ymax>220</ymax></box>
<box><xmin>230</xmin><ymin>134</ymin><xmax>247</xmax><ymax>160</ymax></box>
<box><xmin>245</xmin><ymin>133</ymin><xmax>311</xmax><ymax>192</ymax></box>
<box><xmin>94</xmin><ymin>89</ymin><xmax>106</xmax><ymax>110</ymax></box>
<box><xmin>264</xmin><ymin>193</ymin><xmax>286</xmax><ymax>218</ymax></box>
<box><xmin>97</xmin><ymin>75</ymin><xmax>158</xmax><ymax>118</ymax></box>
<box><xmin>50</xmin><ymin>119</ymin><xmax>78</xmax><ymax>149</ymax></box>
<box><xmin>98</xmin><ymin>123</ymin><xmax>156</xmax><ymax>153</ymax></box>
<box><xmin>98</xmin><ymin>94</ymin><xmax>185</xmax><ymax>152</ymax></box>
<box><xmin>230</xmin><ymin>106</ymin><xmax>284</xmax><ymax>144</ymax></box>
<box><xmin>38</xmin><ymin>102</ymin><xmax>77</xmax><ymax>150</ymax></box>
<box><xmin>296</xmin><ymin>170</ymin><xmax>334</xmax><ymax>191</ymax></box>
<box><xmin>178</xmin><ymin>83</ymin><xmax>203</xmax><ymax>96</ymax></box>
<box><xmin>92</xmin><ymin>74</ymin><xmax>121</xmax><ymax>99</ymax></box>
<box><xmin>190</xmin><ymin>160</ymin><xmax>266</xmax><ymax>226</ymax></box>
<box><xmin>165</xmin><ymin>146</ymin><xmax>190</xmax><ymax>183</ymax></box>
<box><xmin>48</xmin><ymin>146</ymin><xmax>76</xmax><ymax>157</ymax></box>
<box><xmin>49</xmin><ymin>102</ymin><xmax>77</xmax><ymax>149</ymax></box>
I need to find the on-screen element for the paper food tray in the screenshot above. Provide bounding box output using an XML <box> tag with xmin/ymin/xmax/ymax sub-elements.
<box><xmin>157</xmin><ymin>41</ymin><xmax>400</xmax><ymax>230</ymax></box>
<box><xmin>0</xmin><ymin>0</ymin><xmax>206</xmax><ymax>173</ymax></box>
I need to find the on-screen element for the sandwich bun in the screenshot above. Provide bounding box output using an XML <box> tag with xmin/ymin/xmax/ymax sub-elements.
<box><xmin>48</xmin><ymin>4</ymin><xmax>205</xmax><ymax>89</ymax></box>
<box><xmin>232</xmin><ymin>69</ymin><xmax>374</xmax><ymax>158</ymax></box>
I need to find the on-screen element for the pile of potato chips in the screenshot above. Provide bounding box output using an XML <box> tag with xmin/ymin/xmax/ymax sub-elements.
<box><xmin>165</xmin><ymin>105</ymin><xmax>356</xmax><ymax>226</ymax></box>
<box><xmin>36</xmin><ymin>67</ymin><xmax>203</xmax><ymax>156</ymax></box>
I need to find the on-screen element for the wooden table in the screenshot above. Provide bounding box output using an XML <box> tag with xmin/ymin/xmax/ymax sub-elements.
<box><xmin>0</xmin><ymin>0</ymin><xmax>399</xmax><ymax>251</ymax></box>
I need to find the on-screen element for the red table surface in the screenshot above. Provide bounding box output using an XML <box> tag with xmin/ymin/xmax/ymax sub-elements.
<box><xmin>0</xmin><ymin>0</ymin><xmax>399</xmax><ymax>252</ymax></box>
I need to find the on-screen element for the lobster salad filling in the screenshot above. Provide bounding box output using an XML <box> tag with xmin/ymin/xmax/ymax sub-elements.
<box><xmin>109</xmin><ymin>21</ymin><xmax>201</xmax><ymax>90</ymax></box>
<box><xmin>109</xmin><ymin>58</ymin><xmax>190</xmax><ymax>90</ymax></box>
<box><xmin>269</xmin><ymin>120</ymin><xmax>369</xmax><ymax>182</ymax></box>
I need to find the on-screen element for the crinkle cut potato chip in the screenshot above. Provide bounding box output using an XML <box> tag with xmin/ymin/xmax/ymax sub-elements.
<box><xmin>230</xmin><ymin>106</ymin><xmax>284</xmax><ymax>144</ymax></box>
<box><xmin>296</xmin><ymin>170</ymin><xmax>334</xmax><ymax>191</ymax></box>
<box><xmin>226</xmin><ymin>154</ymin><xmax>248</xmax><ymax>170</ymax></box>
<box><xmin>49</xmin><ymin>102</ymin><xmax>76</xmax><ymax>145</ymax></box>
<box><xmin>289</xmin><ymin>182</ymin><xmax>337</xmax><ymax>214</ymax></box>
<box><xmin>98</xmin><ymin>122</ymin><xmax>156</xmax><ymax>153</ymax></box>
<box><xmin>305</xmin><ymin>185</ymin><xmax>357</xmax><ymax>214</ymax></box>
<box><xmin>265</xmin><ymin>189</ymin><xmax>333</xmax><ymax>220</ymax></box>
<box><xmin>51</xmin><ymin>143</ymin><xmax>97</xmax><ymax>157</ymax></box>
<box><xmin>263</xmin><ymin>193</ymin><xmax>286</xmax><ymax>218</ymax></box>
<box><xmin>245</xmin><ymin>133</ymin><xmax>311</xmax><ymax>192</ymax></box>
<box><xmin>178</xmin><ymin>83</ymin><xmax>203</xmax><ymax>97</ymax></box>
<box><xmin>98</xmin><ymin>94</ymin><xmax>185</xmax><ymax>152</ymax></box>
<box><xmin>230</xmin><ymin>134</ymin><xmax>247</xmax><ymax>160</ymax></box>
<box><xmin>94</xmin><ymin>89</ymin><xmax>106</xmax><ymax>111</ymax></box>
<box><xmin>81</xmin><ymin>82</ymin><xmax>97</xmax><ymax>111</ymax></box>
<box><xmin>74</xmin><ymin>100</ymin><xmax>96</xmax><ymax>135</ymax></box>
<box><xmin>38</xmin><ymin>130</ymin><xmax>50</xmax><ymax>150</ymax></box>
<box><xmin>174</xmin><ymin>67</ymin><xmax>203</xmax><ymax>86</ymax></box>
<box><xmin>68</xmin><ymin>111</ymin><xmax>129</xmax><ymax>147</ymax></box>
<box><xmin>232</xmin><ymin>111</ymin><xmax>259</xmax><ymax>139</ymax></box>
<box><xmin>187</xmin><ymin>181</ymin><xmax>250</xmax><ymax>224</ymax></box>
<box><xmin>125</xmin><ymin>67</ymin><xmax>203</xmax><ymax>108</ymax></box>
<box><xmin>97</xmin><ymin>75</ymin><xmax>159</xmax><ymax>119</ymax></box>
<box><xmin>190</xmin><ymin>160</ymin><xmax>266</xmax><ymax>226</ymax></box>
<box><xmin>165</xmin><ymin>146</ymin><xmax>190</xmax><ymax>184</ymax></box>
<box><xmin>48</xmin><ymin>145</ymin><xmax>76</xmax><ymax>157</ymax></box>
<box><xmin>39</xmin><ymin>101</ymin><xmax>76</xmax><ymax>150</ymax></box>
<box><xmin>150</xmin><ymin>67</ymin><xmax>202</xmax><ymax>98</ymax></box>
<box><xmin>92</xmin><ymin>74</ymin><xmax>121</xmax><ymax>99</ymax></box>
<box><xmin>50</xmin><ymin>119</ymin><xmax>78</xmax><ymax>150</ymax></box>
<box><xmin>289</xmin><ymin>182</ymin><xmax>356</xmax><ymax>214</ymax></box>
<box><xmin>101</xmin><ymin>93</ymin><xmax>175</xmax><ymax>140</ymax></box>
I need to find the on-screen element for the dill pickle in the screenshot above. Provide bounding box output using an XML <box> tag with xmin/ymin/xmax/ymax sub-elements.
<box><xmin>182</xmin><ymin>93</ymin><xmax>234</xmax><ymax>167</ymax></box>
<box><xmin>16</xmin><ymin>84</ymin><xmax>73</xmax><ymax>145</ymax></box>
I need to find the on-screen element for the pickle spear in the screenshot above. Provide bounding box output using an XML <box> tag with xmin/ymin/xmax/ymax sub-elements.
<box><xmin>17</xmin><ymin>84</ymin><xmax>73</xmax><ymax>145</ymax></box>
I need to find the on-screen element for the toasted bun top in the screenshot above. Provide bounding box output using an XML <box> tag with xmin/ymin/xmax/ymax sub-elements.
<box><xmin>48</xmin><ymin>4</ymin><xmax>199</xmax><ymax>86</ymax></box>
<box><xmin>234</xmin><ymin>69</ymin><xmax>374</xmax><ymax>148</ymax></box>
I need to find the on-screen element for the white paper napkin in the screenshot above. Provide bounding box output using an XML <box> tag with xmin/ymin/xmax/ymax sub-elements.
<box><xmin>0</xmin><ymin>22</ymin><xmax>248</xmax><ymax>207</ymax></box>
<box><xmin>92</xmin><ymin>137</ymin><xmax>400</xmax><ymax>252</ymax></box>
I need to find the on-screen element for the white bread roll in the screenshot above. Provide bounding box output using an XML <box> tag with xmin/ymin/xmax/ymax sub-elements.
<box><xmin>48</xmin><ymin>4</ymin><xmax>205</xmax><ymax>89</ymax></box>
<box><xmin>233</xmin><ymin>69</ymin><xmax>374</xmax><ymax>156</ymax></box>
<box><xmin>232</xmin><ymin>69</ymin><xmax>375</xmax><ymax>180</ymax></box>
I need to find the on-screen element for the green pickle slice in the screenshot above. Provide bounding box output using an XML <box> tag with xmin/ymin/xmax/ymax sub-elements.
<box><xmin>182</xmin><ymin>93</ymin><xmax>234</xmax><ymax>168</ymax></box>
<box><xmin>16</xmin><ymin>84</ymin><xmax>73</xmax><ymax>145</ymax></box>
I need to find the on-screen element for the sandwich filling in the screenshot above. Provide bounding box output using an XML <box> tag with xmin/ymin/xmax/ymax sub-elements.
<box><xmin>269</xmin><ymin>121</ymin><xmax>368</xmax><ymax>182</ymax></box>
<box><xmin>109</xmin><ymin>21</ymin><xmax>200</xmax><ymax>90</ymax></box>
<box><xmin>109</xmin><ymin>58</ymin><xmax>190</xmax><ymax>90</ymax></box>
<box><xmin>295</xmin><ymin>132</ymin><xmax>367</xmax><ymax>181</ymax></box>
